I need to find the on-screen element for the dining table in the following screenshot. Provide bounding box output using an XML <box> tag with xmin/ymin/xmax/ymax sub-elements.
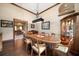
<box><xmin>25</xmin><ymin>33</ymin><xmax>61</xmax><ymax>55</ymax></box>
<box><xmin>26</xmin><ymin>33</ymin><xmax>61</xmax><ymax>46</ymax></box>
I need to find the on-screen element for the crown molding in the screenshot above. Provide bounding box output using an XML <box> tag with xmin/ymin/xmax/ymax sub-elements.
<box><xmin>11</xmin><ymin>3</ymin><xmax>60</xmax><ymax>15</ymax></box>
<box><xmin>11</xmin><ymin>3</ymin><xmax>37</xmax><ymax>15</ymax></box>
<box><xmin>38</xmin><ymin>3</ymin><xmax>60</xmax><ymax>15</ymax></box>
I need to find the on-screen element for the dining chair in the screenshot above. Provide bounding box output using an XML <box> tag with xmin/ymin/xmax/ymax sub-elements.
<box><xmin>31</xmin><ymin>39</ymin><xmax>47</xmax><ymax>56</ymax></box>
<box><xmin>51</xmin><ymin>33</ymin><xmax>56</xmax><ymax>42</ymax></box>
<box><xmin>48</xmin><ymin>33</ymin><xmax>57</xmax><ymax>49</ymax></box>
<box><xmin>53</xmin><ymin>38</ymin><xmax>73</xmax><ymax>56</ymax></box>
<box><xmin>24</xmin><ymin>38</ymin><xmax>32</xmax><ymax>53</ymax></box>
<box><xmin>41</xmin><ymin>32</ymin><xmax>45</xmax><ymax>36</ymax></box>
<box><xmin>51</xmin><ymin>33</ymin><xmax>55</xmax><ymax>36</ymax></box>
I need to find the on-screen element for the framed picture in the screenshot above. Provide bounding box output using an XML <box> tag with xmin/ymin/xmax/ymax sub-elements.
<box><xmin>31</xmin><ymin>24</ymin><xmax>35</xmax><ymax>28</ymax></box>
<box><xmin>42</xmin><ymin>21</ymin><xmax>50</xmax><ymax>30</ymax></box>
<box><xmin>1</xmin><ymin>20</ymin><xmax>13</xmax><ymax>27</ymax></box>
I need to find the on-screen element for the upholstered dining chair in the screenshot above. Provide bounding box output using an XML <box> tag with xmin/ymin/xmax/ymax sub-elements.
<box><xmin>53</xmin><ymin>38</ymin><xmax>73</xmax><ymax>56</ymax></box>
<box><xmin>31</xmin><ymin>39</ymin><xmax>47</xmax><ymax>56</ymax></box>
<box><xmin>47</xmin><ymin>33</ymin><xmax>57</xmax><ymax>49</ymax></box>
<box><xmin>24</xmin><ymin>38</ymin><xmax>32</xmax><ymax>53</ymax></box>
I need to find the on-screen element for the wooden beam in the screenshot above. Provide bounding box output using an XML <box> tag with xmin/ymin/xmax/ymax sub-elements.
<box><xmin>11</xmin><ymin>3</ymin><xmax>37</xmax><ymax>15</ymax></box>
<box><xmin>38</xmin><ymin>3</ymin><xmax>60</xmax><ymax>15</ymax></box>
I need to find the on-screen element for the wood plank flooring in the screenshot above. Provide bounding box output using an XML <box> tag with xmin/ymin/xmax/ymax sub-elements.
<box><xmin>0</xmin><ymin>39</ymin><xmax>30</xmax><ymax>56</ymax></box>
<box><xmin>0</xmin><ymin>39</ymin><xmax>53</xmax><ymax>56</ymax></box>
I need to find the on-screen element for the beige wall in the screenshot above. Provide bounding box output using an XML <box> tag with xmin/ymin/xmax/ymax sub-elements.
<box><xmin>0</xmin><ymin>3</ymin><xmax>36</xmax><ymax>22</ymax></box>
<box><xmin>0</xmin><ymin>27</ymin><xmax>1</xmax><ymax>33</ymax></box>
<box><xmin>75</xmin><ymin>3</ymin><xmax>79</xmax><ymax>12</ymax></box>
<box><xmin>0</xmin><ymin>3</ymin><xmax>36</xmax><ymax>41</ymax></box>
<box><xmin>0</xmin><ymin>3</ymin><xmax>79</xmax><ymax>41</ymax></box>
<box><xmin>38</xmin><ymin>4</ymin><xmax>61</xmax><ymax>40</ymax></box>
<box><xmin>0</xmin><ymin>18</ymin><xmax>1</xmax><ymax>33</ymax></box>
<box><xmin>38</xmin><ymin>3</ymin><xmax>79</xmax><ymax>40</ymax></box>
<box><xmin>38</xmin><ymin>5</ymin><xmax>60</xmax><ymax>39</ymax></box>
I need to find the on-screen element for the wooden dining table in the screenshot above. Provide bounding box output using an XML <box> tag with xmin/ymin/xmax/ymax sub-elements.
<box><xmin>25</xmin><ymin>33</ymin><xmax>61</xmax><ymax>55</ymax></box>
<box><xmin>26</xmin><ymin>33</ymin><xmax>60</xmax><ymax>45</ymax></box>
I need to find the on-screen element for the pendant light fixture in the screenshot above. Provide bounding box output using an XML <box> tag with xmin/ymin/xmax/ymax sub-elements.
<box><xmin>32</xmin><ymin>3</ymin><xmax>44</xmax><ymax>23</ymax></box>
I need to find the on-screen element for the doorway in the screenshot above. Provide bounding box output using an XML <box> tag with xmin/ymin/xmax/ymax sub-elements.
<box><xmin>13</xmin><ymin>18</ymin><xmax>28</xmax><ymax>43</ymax></box>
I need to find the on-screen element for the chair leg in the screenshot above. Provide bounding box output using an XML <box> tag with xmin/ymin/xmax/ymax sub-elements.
<box><xmin>38</xmin><ymin>52</ymin><xmax>40</xmax><ymax>56</ymax></box>
<box><xmin>45</xmin><ymin>49</ymin><xmax>47</xmax><ymax>56</ymax></box>
<box><xmin>26</xmin><ymin>44</ymin><xmax>28</xmax><ymax>52</ymax></box>
<box><xmin>31</xmin><ymin>49</ymin><xmax>33</xmax><ymax>56</ymax></box>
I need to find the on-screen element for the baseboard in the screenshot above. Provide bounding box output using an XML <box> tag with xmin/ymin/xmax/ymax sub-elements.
<box><xmin>2</xmin><ymin>39</ymin><xmax>14</xmax><ymax>43</ymax></box>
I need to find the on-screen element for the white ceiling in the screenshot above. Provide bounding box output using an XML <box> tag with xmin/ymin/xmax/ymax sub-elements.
<box><xmin>15</xmin><ymin>3</ymin><xmax>56</xmax><ymax>14</ymax></box>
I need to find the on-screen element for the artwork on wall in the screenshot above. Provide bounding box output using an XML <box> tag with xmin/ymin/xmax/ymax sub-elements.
<box><xmin>1</xmin><ymin>20</ymin><xmax>13</xmax><ymax>27</ymax></box>
<box><xmin>42</xmin><ymin>21</ymin><xmax>50</xmax><ymax>30</ymax></box>
<box><xmin>31</xmin><ymin>24</ymin><xmax>35</xmax><ymax>28</ymax></box>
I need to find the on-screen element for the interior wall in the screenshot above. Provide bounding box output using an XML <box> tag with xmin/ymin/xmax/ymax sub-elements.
<box><xmin>0</xmin><ymin>3</ymin><xmax>79</xmax><ymax>41</ymax></box>
<box><xmin>0</xmin><ymin>3</ymin><xmax>36</xmax><ymax>41</ymax></box>
<box><xmin>0</xmin><ymin>27</ymin><xmax>1</xmax><ymax>33</ymax></box>
<box><xmin>28</xmin><ymin>22</ymin><xmax>37</xmax><ymax>31</ymax></box>
<box><xmin>0</xmin><ymin>18</ymin><xmax>1</xmax><ymax>33</ymax></box>
<box><xmin>38</xmin><ymin>4</ymin><xmax>61</xmax><ymax>40</ymax></box>
<box><xmin>75</xmin><ymin>3</ymin><xmax>79</xmax><ymax>12</ymax></box>
<box><xmin>38</xmin><ymin>3</ymin><xmax>79</xmax><ymax>40</ymax></box>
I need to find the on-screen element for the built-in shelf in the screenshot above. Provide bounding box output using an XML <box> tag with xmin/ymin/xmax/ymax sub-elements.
<box><xmin>61</xmin><ymin>16</ymin><xmax>74</xmax><ymax>45</ymax></box>
<box><xmin>60</xmin><ymin>12</ymin><xmax>79</xmax><ymax>55</ymax></box>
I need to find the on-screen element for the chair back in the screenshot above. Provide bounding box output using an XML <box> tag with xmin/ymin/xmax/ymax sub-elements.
<box><xmin>41</xmin><ymin>32</ymin><xmax>45</xmax><ymax>36</ymax></box>
<box><xmin>31</xmin><ymin>38</ymin><xmax>37</xmax><ymax>46</ymax></box>
<box><xmin>31</xmin><ymin>38</ymin><xmax>46</xmax><ymax>48</ymax></box>
<box><xmin>31</xmin><ymin>35</ymin><xmax>47</xmax><ymax>56</ymax></box>
<box><xmin>51</xmin><ymin>33</ymin><xmax>55</xmax><ymax>38</ymax></box>
<box><xmin>67</xmin><ymin>38</ymin><xmax>73</xmax><ymax>55</ymax></box>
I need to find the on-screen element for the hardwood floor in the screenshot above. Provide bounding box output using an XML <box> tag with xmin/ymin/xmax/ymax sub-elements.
<box><xmin>0</xmin><ymin>39</ymin><xmax>53</xmax><ymax>56</ymax></box>
<box><xmin>0</xmin><ymin>39</ymin><xmax>31</xmax><ymax>56</ymax></box>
